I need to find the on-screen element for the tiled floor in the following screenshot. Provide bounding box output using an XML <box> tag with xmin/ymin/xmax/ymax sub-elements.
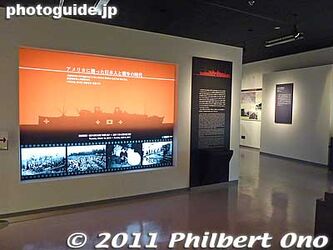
<box><xmin>0</xmin><ymin>147</ymin><xmax>332</xmax><ymax>249</ymax></box>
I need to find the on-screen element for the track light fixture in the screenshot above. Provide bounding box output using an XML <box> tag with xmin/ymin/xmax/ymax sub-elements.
<box><xmin>265</xmin><ymin>26</ymin><xmax>304</xmax><ymax>48</ymax></box>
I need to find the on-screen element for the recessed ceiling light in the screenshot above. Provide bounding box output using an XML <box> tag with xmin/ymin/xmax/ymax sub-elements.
<box><xmin>274</xmin><ymin>26</ymin><xmax>281</xmax><ymax>30</ymax></box>
<box><xmin>59</xmin><ymin>0</ymin><xmax>64</xmax><ymax>7</ymax></box>
<box><xmin>248</xmin><ymin>0</ymin><xmax>255</xmax><ymax>6</ymax></box>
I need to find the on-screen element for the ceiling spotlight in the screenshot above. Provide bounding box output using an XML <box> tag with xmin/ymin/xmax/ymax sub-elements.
<box><xmin>59</xmin><ymin>0</ymin><xmax>65</xmax><ymax>7</ymax></box>
<box><xmin>265</xmin><ymin>31</ymin><xmax>304</xmax><ymax>48</ymax></box>
<box><xmin>274</xmin><ymin>26</ymin><xmax>281</xmax><ymax>30</ymax></box>
<box><xmin>94</xmin><ymin>0</ymin><xmax>111</xmax><ymax>11</ymax></box>
<box><xmin>248</xmin><ymin>0</ymin><xmax>256</xmax><ymax>6</ymax></box>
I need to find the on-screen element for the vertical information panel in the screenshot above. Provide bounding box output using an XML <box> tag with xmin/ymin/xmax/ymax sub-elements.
<box><xmin>190</xmin><ymin>57</ymin><xmax>233</xmax><ymax>187</ymax></box>
<box><xmin>275</xmin><ymin>83</ymin><xmax>294</xmax><ymax>124</ymax></box>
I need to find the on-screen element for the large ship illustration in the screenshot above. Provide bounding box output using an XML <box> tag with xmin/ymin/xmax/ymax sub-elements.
<box><xmin>37</xmin><ymin>107</ymin><xmax>165</xmax><ymax>130</ymax></box>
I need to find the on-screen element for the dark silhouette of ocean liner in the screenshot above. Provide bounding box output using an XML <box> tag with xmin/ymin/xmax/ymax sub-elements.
<box><xmin>36</xmin><ymin>107</ymin><xmax>165</xmax><ymax>130</ymax></box>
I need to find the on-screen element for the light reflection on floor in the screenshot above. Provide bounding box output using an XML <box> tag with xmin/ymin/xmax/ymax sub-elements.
<box><xmin>0</xmin><ymin>147</ymin><xmax>332</xmax><ymax>249</ymax></box>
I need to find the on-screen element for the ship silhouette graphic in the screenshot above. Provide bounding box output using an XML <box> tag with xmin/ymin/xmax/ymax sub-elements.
<box><xmin>37</xmin><ymin>107</ymin><xmax>165</xmax><ymax>129</ymax></box>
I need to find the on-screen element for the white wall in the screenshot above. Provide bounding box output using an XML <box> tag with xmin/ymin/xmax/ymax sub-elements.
<box><xmin>242</xmin><ymin>46</ymin><xmax>333</xmax><ymax>149</ymax></box>
<box><xmin>243</xmin><ymin>47</ymin><xmax>333</xmax><ymax>87</ymax></box>
<box><xmin>261</xmin><ymin>65</ymin><xmax>332</xmax><ymax>165</ymax></box>
<box><xmin>240</xmin><ymin>121</ymin><xmax>261</xmax><ymax>148</ymax></box>
<box><xmin>0</xmin><ymin>9</ymin><xmax>242</xmax><ymax>215</ymax></box>
<box><xmin>240</xmin><ymin>79</ymin><xmax>262</xmax><ymax>148</ymax></box>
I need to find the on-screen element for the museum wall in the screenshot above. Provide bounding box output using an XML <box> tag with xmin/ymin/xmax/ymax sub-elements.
<box><xmin>240</xmin><ymin>79</ymin><xmax>262</xmax><ymax>148</ymax></box>
<box><xmin>242</xmin><ymin>46</ymin><xmax>333</xmax><ymax>149</ymax></box>
<box><xmin>261</xmin><ymin>65</ymin><xmax>332</xmax><ymax>165</ymax></box>
<box><xmin>240</xmin><ymin>121</ymin><xmax>261</xmax><ymax>148</ymax></box>
<box><xmin>0</xmin><ymin>9</ymin><xmax>242</xmax><ymax>215</ymax></box>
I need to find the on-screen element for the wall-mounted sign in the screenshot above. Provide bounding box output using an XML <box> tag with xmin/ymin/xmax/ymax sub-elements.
<box><xmin>241</xmin><ymin>89</ymin><xmax>262</xmax><ymax>121</ymax></box>
<box><xmin>275</xmin><ymin>83</ymin><xmax>294</xmax><ymax>124</ymax></box>
<box><xmin>0</xmin><ymin>132</ymin><xmax>8</xmax><ymax>150</ymax></box>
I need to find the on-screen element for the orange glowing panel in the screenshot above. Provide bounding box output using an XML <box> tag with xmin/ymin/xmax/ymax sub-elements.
<box><xmin>19</xmin><ymin>47</ymin><xmax>176</xmax><ymax>130</ymax></box>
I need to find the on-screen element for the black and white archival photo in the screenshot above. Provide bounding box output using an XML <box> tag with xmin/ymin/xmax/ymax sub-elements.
<box><xmin>67</xmin><ymin>145</ymin><xmax>106</xmax><ymax>173</ymax></box>
<box><xmin>21</xmin><ymin>147</ymin><xmax>66</xmax><ymax>178</ymax></box>
<box><xmin>142</xmin><ymin>141</ymin><xmax>173</xmax><ymax>166</ymax></box>
<box><xmin>108</xmin><ymin>143</ymin><xmax>142</xmax><ymax>169</ymax></box>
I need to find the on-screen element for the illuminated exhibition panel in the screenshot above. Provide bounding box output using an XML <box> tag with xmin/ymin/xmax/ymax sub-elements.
<box><xmin>19</xmin><ymin>48</ymin><xmax>176</xmax><ymax>180</ymax></box>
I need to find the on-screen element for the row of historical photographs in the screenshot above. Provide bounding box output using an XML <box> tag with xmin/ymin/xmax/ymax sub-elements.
<box><xmin>21</xmin><ymin>141</ymin><xmax>173</xmax><ymax>180</ymax></box>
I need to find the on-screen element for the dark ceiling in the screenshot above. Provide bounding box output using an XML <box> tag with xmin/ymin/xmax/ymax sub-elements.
<box><xmin>1</xmin><ymin>0</ymin><xmax>333</xmax><ymax>63</ymax></box>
